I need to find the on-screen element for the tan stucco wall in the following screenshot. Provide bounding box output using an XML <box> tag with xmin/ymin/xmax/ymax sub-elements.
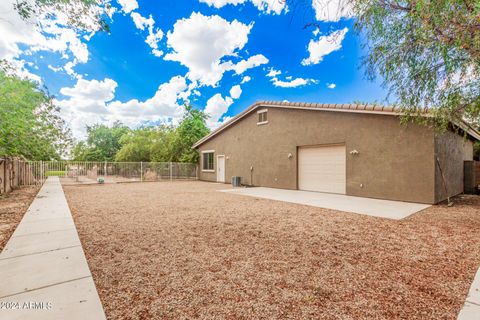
<box><xmin>197</xmin><ymin>107</ymin><xmax>438</xmax><ymax>203</ymax></box>
<box><xmin>434</xmin><ymin>131</ymin><xmax>474</xmax><ymax>203</ymax></box>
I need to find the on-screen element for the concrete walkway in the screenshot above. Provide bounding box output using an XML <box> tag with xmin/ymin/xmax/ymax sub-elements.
<box><xmin>0</xmin><ymin>177</ymin><xmax>106</xmax><ymax>319</ymax></box>
<box><xmin>221</xmin><ymin>187</ymin><xmax>430</xmax><ymax>219</ymax></box>
<box><xmin>458</xmin><ymin>268</ymin><xmax>480</xmax><ymax>319</ymax></box>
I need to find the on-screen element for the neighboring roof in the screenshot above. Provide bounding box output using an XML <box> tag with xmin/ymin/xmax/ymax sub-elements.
<box><xmin>193</xmin><ymin>100</ymin><xmax>480</xmax><ymax>148</ymax></box>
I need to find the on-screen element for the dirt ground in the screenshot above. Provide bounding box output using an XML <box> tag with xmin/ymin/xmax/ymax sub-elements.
<box><xmin>63</xmin><ymin>181</ymin><xmax>480</xmax><ymax>320</ymax></box>
<box><xmin>0</xmin><ymin>187</ymin><xmax>39</xmax><ymax>251</ymax></box>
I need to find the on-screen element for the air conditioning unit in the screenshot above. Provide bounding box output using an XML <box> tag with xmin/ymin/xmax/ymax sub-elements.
<box><xmin>231</xmin><ymin>176</ymin><xmax>241</xmax><ymax>187</ymax></box>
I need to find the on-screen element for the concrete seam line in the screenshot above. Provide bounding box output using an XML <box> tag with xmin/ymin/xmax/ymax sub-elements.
<box><xmin>11</xmin><ymin>227</ymin><xmax>76</xmax><ymax>238</ymax></box>
<box><xmin>13</xmin><ymin>216</ymin><xmax>74</xmax><ymax>223</ymax></box>
<box><xmin>466</xmin><ymin>300</ymin><xmax>480</xmax><ymax>307</ymax></box>
<box><xmin>0</xmin><ymin>245</ymin><xmax>82</xmax><ymax>261</ymax></box>
<box><xmin>0</xmin><ymin>276</ymin><xmax>93</xmax><ymax>299</ymax></box>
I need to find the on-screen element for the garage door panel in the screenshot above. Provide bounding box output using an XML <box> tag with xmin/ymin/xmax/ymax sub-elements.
<box><xmin>298</xmin><ymin>145</ymin><xmax>346</xmax><ymax>194</ymax></box>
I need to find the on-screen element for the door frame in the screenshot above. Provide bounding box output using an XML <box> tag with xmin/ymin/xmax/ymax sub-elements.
<box><xmin>216</xmin><ymin>155</ymin><xmax>225</xmax><ymax>183</ymax></box>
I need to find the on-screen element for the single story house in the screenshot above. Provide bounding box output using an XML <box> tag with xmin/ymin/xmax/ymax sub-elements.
<box><xmin>193</xmin><ymin>101</ymin><xmax>480</xmax><ymax>204</ymax></box>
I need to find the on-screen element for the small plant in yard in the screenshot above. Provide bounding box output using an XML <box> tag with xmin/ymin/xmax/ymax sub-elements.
<box><xmin>304</xmin><ymin>286</ymin><xmax>334</xmax><ymax>303</ymax></box>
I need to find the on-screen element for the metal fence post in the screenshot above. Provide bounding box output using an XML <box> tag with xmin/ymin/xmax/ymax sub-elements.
<box><xmin>170</xmin><ymin>162</ymin><xmax>173</xmax><ymax>182</ymax></box>
<box><xmin>140</xmin><ymin>161</ymin><xmax>143</xmax><ymax>182</ymax></box>
<box><xmin>40</xmin><ymin>160</ymin><xmax>44</xmax><ymax>185</ymax></box>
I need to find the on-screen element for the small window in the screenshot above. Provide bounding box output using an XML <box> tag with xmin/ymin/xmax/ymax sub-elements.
<box><xmin>202</xmin><ymin>152</ymin><xmax>214</xmax><ymax>171</ymax></box>
<box><xmin>257</xmin><ymin>109</ymin><xmax>268</xmax><ymax>125</ymax></box>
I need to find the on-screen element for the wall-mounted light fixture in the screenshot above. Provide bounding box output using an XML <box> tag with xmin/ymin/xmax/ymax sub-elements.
<box><xmin>287</xmin><ymin>153</ymin><xmax>293</xmax><ymax>159</ymax></box>
<box><xmin>349</xmin><ymin>150</ymin><xmax>359</xmax><ymax>155</ymax></box>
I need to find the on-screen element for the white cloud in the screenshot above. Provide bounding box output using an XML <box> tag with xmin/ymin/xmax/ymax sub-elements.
<box><xmin>204</xmin><ymin>94</ymin><xmax>234</xmax><ymax>128</ymax></box>
<box><xmin>0</xmin><ymin>0</ymin><xmax>103</xmax><ymax>79</ymax></box>
<box><xmin>266</xmin><ymin>68</ymin><xmax>317</xmax><ymax>88</ymax></box>
<box><xmin>326</xmin><ymin>83</ymin><xmax>336</xmax><ymax>89</ymax></box>
<box><xmin>266</xmin><ymin>68</ymin><xmax>281</xmax><ymax>77</ymax></box>
<box><xmin>230</xmin><ymin>54</ymin><xmax>269</xmax><ymax>74</ymax></box>
<box><xmin>271</xmin><ymin>77</ymin><xmax>317</xmax><ymax>88</ymax></box>
<box><xmin>60</xmin><ymin>78</ymin><xmax>118</xmax><ymax>102</ymax></box>
<box><xmin>229</xmin><ymin>85</ymin><xmax>242</xmax><ymax>99</ymax></box>
<box><xmin>251</xmin><ymin>0</ymin><xmax>287</xmax><ymax>14</ymax></box>
<box><xmin>302</xmin><ymin>27</ymin><xmax>348</xmax><ymax>66</ymax></box>
<box><xmin>48</xmin><ymin>65</ymin><xmax>62</xmax><ymax>72</ymax></box>
<box><xmin>312</xmin><ymin>0</ymin><xmax>353</xmax><ymax>22</ymax></box>
<box><xmin>56</xmin><ymin>79</ymin><xmax>117</xmax><ymax>128</ymax></box>
<box><xmin>199</xmin><ymin>0</ymin><xmax>287</xmax><ymax>14</ymax></box>
<box><xmin>241</xmin><ymin>75</ymin><xmax>251</xmax><ymax>83</ymax></box>
<box><xmin>64</xmin><ymin>61</ymin><xmax>76</xmax><ymax>76</ymax></box>
<box><xmin>145</xmin><ymin>29</ymin><xmax>163</xmax><ymax>50</ymax></box>
<box><xmin>152</xmin><ymin>49</ymin><xmax>163</xmax><ymax>57</ymax></box>
<box><xmin>118</xmin><ymin>0</ymin><xmax>139</xmax><ymax>13</ymax></box>
<box><xmin>130</xmin><ymin>12</ymin><xmax>153</xmax><ymax>30</ymax></box>
<box><xmin>130</xmin><ymin>12</ymin><xmax>164</xmax><ymax>57</ymax></box>
<box><xmin>56</xmin><ymin>76</ymin><xmax>189</xmax><ymax>138</ymax></box>
<box><xmin>165</xmin><ymin>12</ymin><xmax>252</xmax><ymax>87</ymax></box>
<box><xmin>199</xmin><ymin>0</ymin><xmax>245</xmax><ymax>8</ymax></box>
<box><xmin>4</xmin><ymin>59</ymin><xmax>42</xmax><ymax>82</ymax></box>
<box><xmin>204</xmin><ymin>84</ymin><xmax>242</xmax><ymax>129</ymax></box>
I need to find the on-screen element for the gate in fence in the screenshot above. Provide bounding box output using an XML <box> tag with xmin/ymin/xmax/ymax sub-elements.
<box><xmin>0</xmin><ymin>159</ymin><xmax>198</xmax><ymax>193</ymax></box>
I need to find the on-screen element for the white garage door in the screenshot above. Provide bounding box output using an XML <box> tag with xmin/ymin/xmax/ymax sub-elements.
<box><xmin>298</xmin><ymin>144</ymin><xmax>346</xmax><ymax>194</ymax></box>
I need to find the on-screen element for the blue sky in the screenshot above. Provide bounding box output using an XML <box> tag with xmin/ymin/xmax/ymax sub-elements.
<box><xmin>0</xmin><ymin>0</ymin><xmax>388</xmax><ymax>138</ymax></box>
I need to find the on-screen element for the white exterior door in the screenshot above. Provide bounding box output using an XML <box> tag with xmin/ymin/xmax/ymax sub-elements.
<box><xmin>216</xmin><ymin>155</ymin><xmax>225</xmax><ymax>183</ymax></box>
<box><xmin>298</xmin><ymin>144</ymin><xmax>346</xmax><ymax>194</ymax></box>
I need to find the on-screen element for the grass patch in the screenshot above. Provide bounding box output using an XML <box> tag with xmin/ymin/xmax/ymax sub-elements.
<box><xmin>46</xmin><ymin>170</ymin><xmax>66</xmax><ymax>176</ymax></box>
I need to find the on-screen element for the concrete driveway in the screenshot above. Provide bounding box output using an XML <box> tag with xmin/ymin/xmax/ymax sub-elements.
<box><xmin>220</xmin><ymin>187</ymin><xmax>431</xmax><ymax>219</ymax></box>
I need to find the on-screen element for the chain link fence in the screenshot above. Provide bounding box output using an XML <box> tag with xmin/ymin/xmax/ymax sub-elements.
<box><xmin>0</xmin><ymin>158</ymin><xmax>198</xmax><ymax>193</ymax></box>
<box><xmin>57</xmin><ymin>161</ymin><xmax>198</xmax><ymax>185</ymax></box>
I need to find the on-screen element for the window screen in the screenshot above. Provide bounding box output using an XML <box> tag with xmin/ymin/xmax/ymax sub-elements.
<box><xmin>202</xmin><ymin>152</ymin><xmax>214</xmax><ymax>170</ymax></box>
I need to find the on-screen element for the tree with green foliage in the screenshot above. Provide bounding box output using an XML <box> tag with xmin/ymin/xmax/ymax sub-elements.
<box><xmin>0</xmin><ymin>69</ymin><xmax>70</xmax><ymax>160</ymax></box>
<box><xmin>353</xmin><ymin>0</ymin><xmax>480</xmax><ymax>128</ymax></box>
<box><xmin>14</xmin><ymin>0</ymin><xmax>110</xmax><ymax>31</ymax></box>
<box><xmin>115</xmin><ymin>127</ymin><xmax>160</xmax><ymax>162</ymax></box>
<box><xmin>171</xmin><ymin>105</ymin><xmax>210</xmax><ymax>163</ymax></box>
<box><xmin>71</xmin><ymin>141</ymin><xmax>89</xmax><ymax>161</ymax></box>
<box><xmin>148</xmin><ymin>126</ymin><xmax>177</xmax><ymax>162</ymax></box>
<box><xmin>71</xmin><ymin>122</ymin><xmax>129</xmax><ymax>161</ymax></box>
<box><xmin>90</xmin><ymin>105</ymin><xmax>209</xmax><ymax>163</ymax></box>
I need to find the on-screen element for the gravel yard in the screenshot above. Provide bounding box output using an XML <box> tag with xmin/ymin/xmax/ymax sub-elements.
<box><xmin>63</xmin><ymin>181</ymin><xmax>480</xmax><ymax>320</ymax></box>
<box><xmin>0</xmin><ymin>186</ymin><xmax>39</xmax><ymax>251</ymax></box>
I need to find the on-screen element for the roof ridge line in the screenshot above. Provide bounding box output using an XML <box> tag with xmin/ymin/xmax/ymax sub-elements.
<box><xmin>192</xmin><ymin>100</ymin><xmax>479</xmax><ymax>148</ymax></box>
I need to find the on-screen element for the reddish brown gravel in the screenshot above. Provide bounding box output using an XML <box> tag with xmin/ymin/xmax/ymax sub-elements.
<box><xmin>63</xmin><ymin>182</ymin><xmax>480</xmax><ymax>320</ymax></box>
<box><xmin>0</xmin><ymin>186</ymin><xmax>39</xmax><ymax>251</ymax></box>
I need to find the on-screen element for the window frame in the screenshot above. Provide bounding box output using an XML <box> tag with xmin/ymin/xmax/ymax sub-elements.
<box><xmin>257</xmin><ymin>108</ymin><xmax>268</xmax><ymax>125</ymax></box>
<box><xmin>201</xmin><ymin>150</ymin><xmax>215</xmax><ymax>172</ymax></box>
